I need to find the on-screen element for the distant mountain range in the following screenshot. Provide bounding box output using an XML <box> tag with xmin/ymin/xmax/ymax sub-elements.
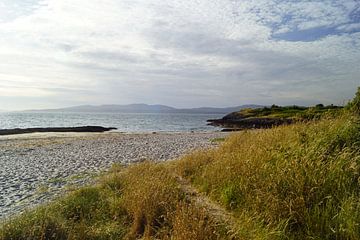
<box><xmin>27</xmin><ymin>104</ymin><xmax>263</xmax><ymax>114</ymax></box>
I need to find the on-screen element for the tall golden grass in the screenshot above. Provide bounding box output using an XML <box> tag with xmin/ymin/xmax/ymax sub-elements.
<box><xmin>175</xmin><ymin>113</ymin><xmax>359</xmax><ymax>239</ymax></box>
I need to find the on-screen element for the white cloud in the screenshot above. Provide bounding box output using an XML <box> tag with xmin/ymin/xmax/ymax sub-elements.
<box><xmin>0</xmin><ymin>0</ymin><xmax>359</xmax><ymax>110</ymax></box>
<box><xmin>0</xmin><ymin>85</ymin><xmax>53</xmax><ymax>97</ymax></box>
<box><xmin>337</xmin><ymin>22</ymin><xmax>360</xmax><ymax>31</ymax></box>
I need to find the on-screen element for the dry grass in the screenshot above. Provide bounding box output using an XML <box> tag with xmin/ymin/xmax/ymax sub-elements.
<box><xmin>174</xmin><ymin>113</ymin><xmax>360</xmax><ymax>239</ymax></box>
<box><xmin>1</xmin><ymin>90</ymin><xmax>360</xmax><ymax>239</ymax></box>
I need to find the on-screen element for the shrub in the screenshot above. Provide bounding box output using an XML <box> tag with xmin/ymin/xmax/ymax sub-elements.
<box><xmin>348</xmin><ymin>87</ymin><xmax>360</xmax><ymax>115</ymax></box>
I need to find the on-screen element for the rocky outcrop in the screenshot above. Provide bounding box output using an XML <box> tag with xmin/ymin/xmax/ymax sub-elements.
<box><xmin>207</xmin><ymin>117</ymin><xmax>293</xmax><ymax>131</ymax></box>
<box><xmin>0</xmin><ymin>126</ymin><xmax>117</xmax><ymax>136</ymax></box>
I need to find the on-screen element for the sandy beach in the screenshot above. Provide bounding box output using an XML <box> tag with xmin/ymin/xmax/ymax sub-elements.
<box><xmin>0</xmin><ymin>131</ymin><xmax>228</xmax><ymax>219</ymax></box>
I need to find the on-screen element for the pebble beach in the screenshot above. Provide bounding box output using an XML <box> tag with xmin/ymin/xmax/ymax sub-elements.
<box><xmin>0</xmin><ymin>131</ymin><xmax>228</xmax><ymax>219</ymax></box>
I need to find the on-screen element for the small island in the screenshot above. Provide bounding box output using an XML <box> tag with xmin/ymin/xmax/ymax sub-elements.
<box><xmin>208</xmin><ymin>104</ymin><xmax>343</xmax><ymax>131</ymax></box>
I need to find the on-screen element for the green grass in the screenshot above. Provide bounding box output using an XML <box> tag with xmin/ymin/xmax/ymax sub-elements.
<box><xmin>1</xmin><ymin>89</ymin><xmax>359</xmax><ymax>240</ymax></box>
<box><xmin>176</xmin><ymin>113</ymin><xmax>360</xmax><ymax>239</ymax></box>
<box><xmin>228</xmin><ymin>104</ymin><xmax>343</xmax><ymax>121</ymax></box>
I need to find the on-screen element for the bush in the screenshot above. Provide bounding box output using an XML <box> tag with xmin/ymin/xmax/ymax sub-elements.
<box><xmin>348</xmin><ymin>87</ymin><xmax>360</xmax><ymax>115</ymax></box>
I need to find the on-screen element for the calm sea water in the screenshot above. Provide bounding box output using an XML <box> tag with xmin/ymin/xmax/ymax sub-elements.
<box><xmin>0</xmin><ymin>112</ymin><xmax>223</xmax><ymax>132</ymax></box>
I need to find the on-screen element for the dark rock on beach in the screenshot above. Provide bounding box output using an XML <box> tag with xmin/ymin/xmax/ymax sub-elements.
<box><xmin>0</xmin><ymin>126</ymin><xmax>117</xmax><ymax>136</ymax></box>
<box><xmin>208</xmin><ymin>116</ymin><xmax>293</xmax><ymax>131</ymax></box>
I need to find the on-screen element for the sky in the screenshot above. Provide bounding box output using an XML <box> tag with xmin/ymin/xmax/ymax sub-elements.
<box><xmin>0</xmin><ymin>0</ymin><xmax>359</xmax><ymax>110</ymax></box>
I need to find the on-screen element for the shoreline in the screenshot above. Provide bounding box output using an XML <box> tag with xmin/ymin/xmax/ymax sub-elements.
<box><xmin>0</xmin><ymin>131</ymin><xmax>228</xmax><ymax>219</ymax></box>
<box><xmin>0</xmin><ymin>130</ymin><xmax>225</xmax><ymax>141</ymax></box>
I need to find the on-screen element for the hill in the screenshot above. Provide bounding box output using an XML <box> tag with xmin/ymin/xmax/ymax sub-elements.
<box><xmin>26</xmin><ymin>104</ymin><xmax>263</xmax><ymax>114</ymax></box>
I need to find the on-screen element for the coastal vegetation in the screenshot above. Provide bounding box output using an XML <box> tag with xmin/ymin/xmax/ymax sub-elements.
<box><xmin>226</xmin><ymin>104</ymin><xmax>342</xmax><ymax>119</ymax></box>
<box><xmin>208</xmin><ymin>104</ymin><xmax>343</xmax><ymax>130</ymax></box>
<box><xmin>1</xmin><ymin>88</ymin><xmax>359</xmax><ymax>239</ymax></box>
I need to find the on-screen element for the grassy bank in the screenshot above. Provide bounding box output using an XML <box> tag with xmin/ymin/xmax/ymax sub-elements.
<box><xmin>1</xmin><ymin>90</ymin><xmax>359</xmax><ymax>239</ymax></box>
<box><xmin>224</xmin><ymin>104</ymin><xmax>343</xmax><ymax>121</ymax></box>
<box><xmin>208</xmin><ymin>103</ymin><xmax>343</xmax><ymax>131</ymax></box>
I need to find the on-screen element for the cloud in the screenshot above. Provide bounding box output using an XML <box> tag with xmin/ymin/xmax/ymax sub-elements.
<box><xmin>0</xmin><ymin>0</ymin><xmax>359</xmax><ymax>110</ymax></box>
<box><xmin>337</xmin><ymin>22</ymin><xmax>360</xmax><ymax>31</ymax></box>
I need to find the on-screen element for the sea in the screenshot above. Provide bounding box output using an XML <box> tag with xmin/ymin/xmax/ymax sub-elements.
<box><xmin>0</xmin><ymin>112</ymin><xmax>224</xmax><ymax>133</ymax></box>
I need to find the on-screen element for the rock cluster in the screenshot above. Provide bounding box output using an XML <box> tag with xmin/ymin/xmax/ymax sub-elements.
<box><xmin>208</xmin><ymin>117</ymin><xmax>293</xmax><ymax>131</ymax></box>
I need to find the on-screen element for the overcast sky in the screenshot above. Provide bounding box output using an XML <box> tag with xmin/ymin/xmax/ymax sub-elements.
<box><xmin>0</xmin><ymin>0</ymin><xmax>359</xmax><ymax>110</ymax></box>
